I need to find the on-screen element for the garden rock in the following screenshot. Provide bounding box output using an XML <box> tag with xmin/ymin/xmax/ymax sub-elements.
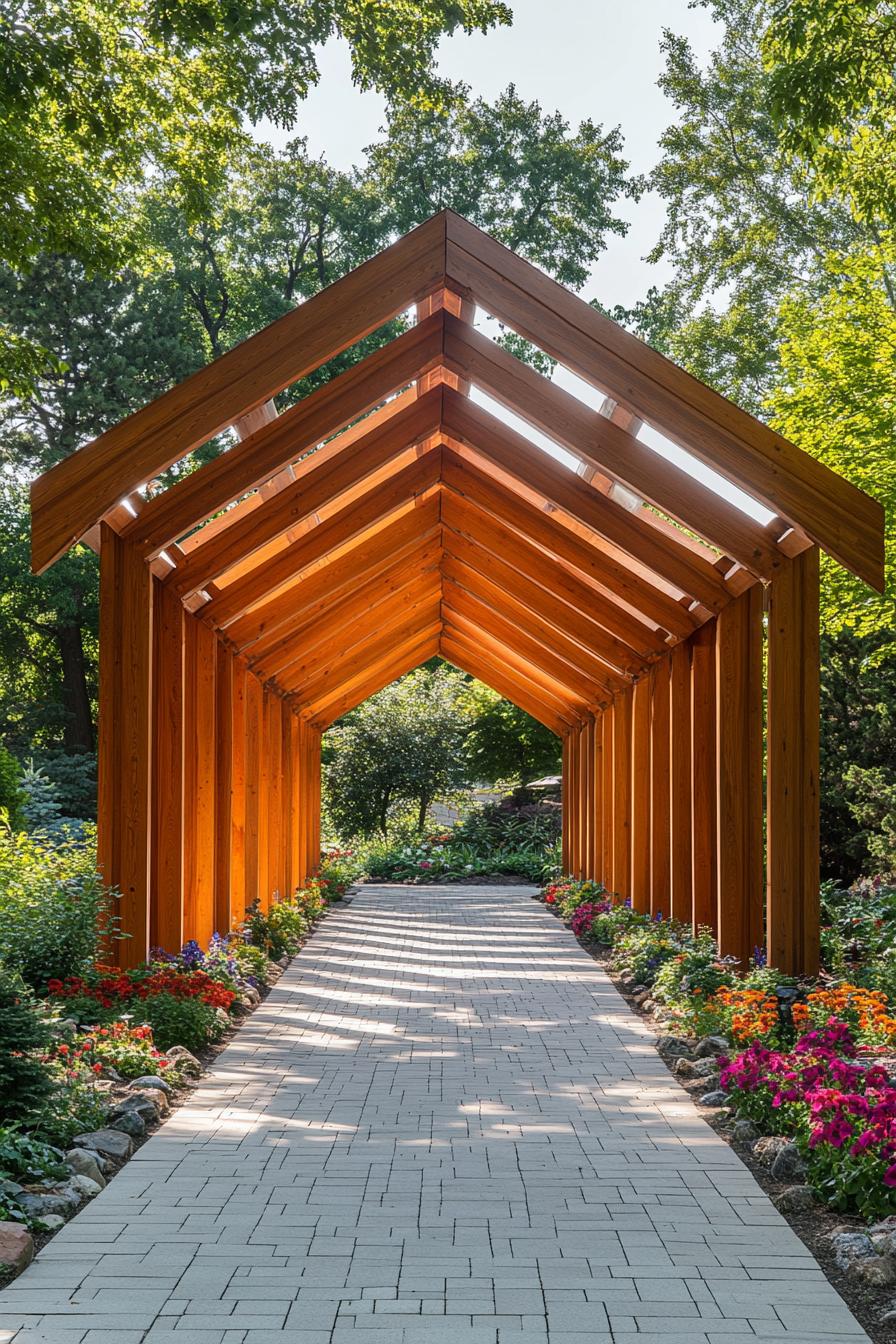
<box><xmin>166</xmin><ymin>1045</ymin><xmax>202</xmax><ymax>1076</ymax></box>
<box><xmin>73</xmin><ymin>1128</ymin><xmax>134</xmax><ymax>1161</ymax></box>
<box><xmin>64</xmin><ymin>1149</ymin><xmax>106</xmax><ymax>1187</ymax></box>
<box><xmin>60</xmin><ymin>1174</ymin><xmax>102</xmax><ymax>1202</ymax></box>
<box><xmin>673</xmin><ymin>1056</ymin><xmax>718</xmax><ymax>1080</ymax></box>
<box><xmin>0</xmin><ymin>1178</ymin><xmax>23</xmax><ymax>1199</ymax></box>
<box><xmin>112</xmin><ymin>1091</ymin><xmax>164</xmax><ymax>1122</ymax></box>
<box><xmin>752</xmin><ymin>1135</ymin><xmax>792</xmax><ymax>1167</ymax></box>
<box><xmin>240</xmin><ymin>987</ymin><xmax>261</xmax><ymax>1007</ymax></box>
<box><xmin>36</xmin><ymin>1213</ymin><xmax>65</xmax><ymax>1232</ymax></box>
<box><xmin>770</xmin><ymin>1143</ymin><xmax>807</xmax><ymax>1182</ymax></box>
<box><xmin>17</xmin><ymin>1190</ymin><xmax>77</xmax><ymax>1219</ymax></box>
<box><xmin>699</xmin><ymin>1089</ymin><xmax>728</xmax><ymax>1108</ymax></box>
<box><xmin>656</xmin><ymin>1035</ymin><xmax>694</xmax><ymax>1060</ymax></box>
<box><xmin>774</xmin><ymin>1185</ymin><xmax>816</xmax><ymax>1214</ymax></box>
<box><xmin>694</xmin><ymin>1035</ymin><xmax>730</xmax><ymax>1059</ymax></box>
<box><xmin>111</xmin><ymin>1110</ymin><xmax>146</xmax><ymax>1138</ymax></box>
<box><xmin>127</xmin><ymin>1073</ymin><xmax>172</xmax><ymax>1095</ymax></box>
<box><xmin>732</xmin><ymin>1119</ymin><xmax>760</xmax><ymax>1143</ymax></box>
<box><xmin>215</xmin><ymin>1008</ymin><xmax>231</xmax><ymax>1026</ymax></box>
<box><xmin>0</xmin><ymin>1222</ymin><xmax>33</xmax><ymax>1273</ymax></box>
<box><xmin>830</xmin><ymin>1231</ymin><xmax>890</xmax><ymax>1283</ymax></box>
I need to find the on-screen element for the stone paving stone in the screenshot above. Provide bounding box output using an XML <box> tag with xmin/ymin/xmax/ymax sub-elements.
<box><xmin>0</xmin><ymin>885</ymin><xmax>874</xmax><ymax>1342</ymax></box>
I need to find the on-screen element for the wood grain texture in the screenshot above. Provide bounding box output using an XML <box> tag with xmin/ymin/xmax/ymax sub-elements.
<box><xmin>230</xmin><ymin>659</ymin><xmax>247</xmax><ymax>921</ymax></box>
<box><xmin>444</xmin><ymin>211</ymin><xmax>883</xmax><ymax>590</ymax></box>
<box><xmin>305</xmin><ymin>631</ymin><xmax>441</xmax><ymax>728</ymax></box>
<box><xmin>183</xmin><ymin>614</ymin><xmax>217</xmax><ymax>946</ymax></box>
<box><xmin>690</xmin><ymin>620</ymin><xmax>717</xmax><ymax>933</ymax></box>
<box><xmin>613</xmin><ymin>688</ymin><xmax>633</xmax><ymax>902</ymax></box>
<box><xmin>150</xmin><ymin>579</ymin><xmax>184</xmax><ymax>954</ymax></box>
<box><xmin>214</xmin><ymin>640</ymin><xmax>233</xmax><ymax>935</ymax></box>
<box><xmin>669</xmin><ymin>640</ymin><xmax>693</xmax><ymax>925</ymax></box>
<box><xmin>439</xmin><ymin>632</ymin><xmax>570</xmax><ymax>735</ymax></box>
<box><xmin>631</xmin><ymin>676</ymin><xmax>652</xmax><ymax>915</ymax></box>
<box><xmin>649</xmin><ymin>658</ymin><xmax>671</xmax><ymax>919</ymax></box>
<box><xmin>767</xmin><ymin>548</ymin><xmax>821</xmax><ymax>975</ymax></box>
<box><xmin>32</xmin><ymin>213</ymin><xmax>448</xmax><ymax>572</ymax></box>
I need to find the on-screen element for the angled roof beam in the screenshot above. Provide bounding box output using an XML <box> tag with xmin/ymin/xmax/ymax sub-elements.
<box><xmin>440</xmin><ymin>556</ymin><xmax>631</xmax><ymax>693</ymax></box>
<box><xmin>442</xmin><ymin>321</ymin><xmax>789</xmax><ymax>580</ymax></box>
<box><xmin>31</xmin><ymin>213</ymin><xmax>449</xmax><ymax>572</ymax></box>
<box><xmin>302</xmin><ymin>631</ymin><xmax>442</xmax><ymax>729</ymax></box>
<box><xmin>440</xmin><ymin>400</ymin><xmax>735</xmax><ymax>612</ymax></box>
<box><xmin>290</xmin><ymin>611</ymin><xmax>442</xmax><ymax>706</ymax></box>
<box><xmin>203</xmin><ymin>456</ymin><xmax>441</xmax><ymax>628</ymax></box>
<box><xmin>440</xmin><ymin>486</ymin><xmax>669</xmax><ymax>661</ymax></box>
<box><xmin>440</xmin><ymin>447</ymin><xmax>697</xmax><ymax>640</ymax></box>
<box><xmin>165</xmin><ymin>388</ymin><xmax>442</xmax><ymax>598</ymax></box>
<box><xmin>439</xmin><ymin>633</ymin><xmax>573</xmax><ymax>735</ymax></box>
<box><xmin>444</xmin><ymin>211</ymin><xmax>884</xmax><ymax>590</ymax></box>
<box><xmin>126</xmin><ymin>315</ymin><xmax>444</xmax><ymax>558</ymax></box>
<box><xmin>223</xmin><ymin>500</ymin><xmax>442</xmax><ymax>651</ymax></box>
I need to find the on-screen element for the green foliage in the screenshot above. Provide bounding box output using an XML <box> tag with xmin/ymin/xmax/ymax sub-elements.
<box><xmin>0</xmin><ymin>824</ymin><xmax>116</xmax><ymax>990</ymax></box>
<box><xmin>29</xmin><ymin>1075</ymin><xmax>109</xmax><ymax>1149</ymax></box>
<box><xmin>0</xmin><ymin>1126</ymin><xmax>67</xmax><ymax>1183</ymax></box>
<box><xmin>241</xmin><ymin>897</ymin><xmax>308</xmax><ymax>960</ymax></box>
<box><xmin>137</xmin><ymin>992</ymin><xmax>224</xmax><ymax>1055</ymax></box>
<box><xmin>0</xmin><ymin>965</ymin><xmax>55</xmax><ymax>1124</ymax></box>
<box><xmin>324</xmin><ymin>664</ymin><xmax>473</xmax><ymax>838</ymax></box>
<box><xmin>0</xmin><ymin>743</ymin><xmax>23</xmax><ymax>826</ymax></box>
<box><xmin>460</xmin><ymin>682</ymin><xmax>561</xmax><ymax>786</ymax></box>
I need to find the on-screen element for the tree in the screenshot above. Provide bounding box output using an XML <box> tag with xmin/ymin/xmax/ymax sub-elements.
<box><xmin>323</xmin><ymin>665</ymin><xmax>473</xmax><ymax>838</ymax></box>
<box><xmin>461</xmin><ymin>682</ymin><xmax>560</xmax><ymax>785</ymax></box>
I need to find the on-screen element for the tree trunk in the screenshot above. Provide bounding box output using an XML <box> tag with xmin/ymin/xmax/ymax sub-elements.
<box><xmin>56</xmin><ymin>623</ymin><xmax>95</xmax><ymax>753</ymax></box>
<box><xmin>417</xmin><ymin>795</ymin><xmax>429</xmax><ymax>833</ymax></box>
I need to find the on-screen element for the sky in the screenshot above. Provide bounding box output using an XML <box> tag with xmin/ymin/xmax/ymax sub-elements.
<box><xmin>260</xmin><ymin>1</ymin><xmax>771</xmax><ymax>525</ymax></box>
<box><xmin>262</xmin><ymin>0</ymin><xmax>721</xmax><ymax>311</ymax></box>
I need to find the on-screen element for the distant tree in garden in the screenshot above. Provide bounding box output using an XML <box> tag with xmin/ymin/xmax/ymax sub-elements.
<box><xmin>0</xmin><ymin>743</ymin><xmax>23</xmax><ymax>827</ymax></box>
<box><xmin>324</xmin><ymin>665</ymin><xmax>473</xmax><ymax>837</ymax></box>
<box><xmin>0</xmin><ymin>964</ymin><xmax>54</xmax><ymax>1123</ymax></box>
<box><xmin>461</xmin><ymin>682</ymin><xmax>560</xmax><ymax>785</ymax></box>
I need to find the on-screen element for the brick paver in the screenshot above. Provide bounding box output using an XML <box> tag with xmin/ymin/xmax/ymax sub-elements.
<box><xmin>0</xmin><ymin>885</ymin><xmax>870</xmax><ymax>1343</ymax></box>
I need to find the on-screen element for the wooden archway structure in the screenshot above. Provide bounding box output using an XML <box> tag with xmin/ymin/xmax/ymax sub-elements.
<box><xmin>31</xmin><ymin>213</ymin><xmax>884</xmax><ymax>973</ymax></box>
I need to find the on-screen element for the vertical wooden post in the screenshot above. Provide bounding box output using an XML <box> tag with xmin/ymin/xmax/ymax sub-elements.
<box><xmin>691</xmin><ymin>620</ymin><xmax>717</xmax><ymax>932</ymax></box>
<box><xmin>151</xmin><ymin>579</ymin><xmax>184</xmax><ymax>954</ymax></box>
<box><xmin>630</xmin><ymin>676</ymin><xmax>651</xmax><ymax>913</ymax></box>
<box><xmin>183</xmin><ymin>614</ymin><xmax>216</xmax><ymax>946</ymax></box>
<box><xmin>591</xmin><ymin>716</ymin><xmax>603</xmax><ymax>882</ymax></box>
<box><xmin>214</xmin><ymin>639</ymin><xmax>233</xmax><ymax>936</ymax></box>
<box><xmin>289</xmin><ymin>711</ymin><xmax>302</xmax><ymax>891</ymax></box>
<box><xmin>613</xmin><ymin>688</ymin><xmax>632</xmax><ymax>901</ymax></box>
<box><xmin>649</xmin><ymin>658</ymin><xmax>671</xmax><ymax>919</ymax></box>
<box><xmin>581</xmin><ymin>721</ymin><xmax>593</xmax><ymax>877</ymax></box>
<box><xmin>244</xmin><ymin>672</ymin><xmax>262</xmax><ymax>906</ymax></box>
<box><xmin>716</xmin><ymin>584</ymin><xmax>764</xmax><ymax>967</ymax></box>
<box><xmin>601</xmin><ymin>706</ymin><xmax>614</xmax><ymax>888</ymax></box>
<box><xmin>98</xmin><ymin>526</ymin><xmax>153</xmax><ymax>968</ymax></box>
<box><xmin>670</xmin><ymin>640</ymin><xmax>693</xmax><ymax>924</ymax></box>
<box><xmin>266</xmin><ymin>692</ymin><xmax>283</xmax><ymax>901</ymax></box>
<box><xmin>230</xmin><ymin>659</ymin><xmax>247</xmax><ymax>921</ymax></box>
<box><xmin>561</xmin><ymin>734</ymin><xmax>570</xmax><ymax>873</ymax></box>
<box><xmin>258</xmin><ymin>689</ymin><xmax>271</xmax><ymax>908</ymax></box>
<box><xmin>767</xmin><ymin>547</ymin><xmax>821</xmax><ymax>975</ymax></box>
<box><xmin>310</xmin><ymin>728</ymin><xmax>321</xmax><ymax>871</ymax></box>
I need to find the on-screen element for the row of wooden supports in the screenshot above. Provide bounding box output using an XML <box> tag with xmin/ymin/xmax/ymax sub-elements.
<box><xmin>97</xmin><ymin>527</ymin><xmax>321</xmax><ymax>970</ymax></box>
<box><xmin>561</xmin><ymin>547</ymin><xmax>821</xmax><ymax>976</ymax></box>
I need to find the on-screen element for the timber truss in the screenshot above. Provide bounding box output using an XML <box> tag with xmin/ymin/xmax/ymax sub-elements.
<box><xmin>30</xmin><ymin>212</ymin><xmax>885</xmax><ymax>974</ymax></box>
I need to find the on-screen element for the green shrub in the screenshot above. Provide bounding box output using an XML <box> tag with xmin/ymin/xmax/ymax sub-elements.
<box><xmin>30</xmin><ymin>1074</ymin><xmax>108</xmax><ymax>1148</ymax></box>
<box><xmin>0</xmin><ymin>823</ymin><xmax>116</xmax><ymax>989</ymax></box>
<box><xmin>651</xmin><ymin>929</ymin><xmax>735</xmax><ymax>1009</ymax></box>
<box><xmin>0</xmin><ymin>966</ymin><xmax>55</xmax><ymax>1124</ymax></box>
<box><xmin>227</xmin><ymin>939</ymin><xmax>271</xmax><ymax>984</ymax></box>
<box><xmin>137</xmin><ymin>992</ymin><xmax>225</xmax><ymax>1054</ymax></box>
<box><xmin>0</xmin><ymin>1125</ymin><xmax>68</xmax><ymax>1183</ymax></box>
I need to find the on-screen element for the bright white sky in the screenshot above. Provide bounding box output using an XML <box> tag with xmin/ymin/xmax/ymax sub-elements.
<box><xmin>259</xmin><ymin>2</ymin><xmax>774</xmax><ymax>528</ymax></box>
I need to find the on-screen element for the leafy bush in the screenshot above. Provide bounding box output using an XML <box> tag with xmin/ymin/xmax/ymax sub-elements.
<box><xmin>242</xmin><ymin>898</ymin><xmax>305</xmax><ymax>960</ymax></box>
<box><xmin>0</xmin><ymin>966</ymin><xmax>54</xmax><ymax>1123</ymax></box>
<box><xmin>30</xmin><ymin>1073</ymin><xmax>108</xmax><ymax>1148</ymax></box>
<box><xmin>0</xmin><ymin>823</ymin><xmax>116</xmax><ymax>989</ymax></box>
<box><xmin>318</xmin><ymin>848</ymin><xmax>361</xmax><ymax>900</ymax></box>
<box><xmin>80</xmin><ymin>1021</ymin><xmax>174</xmax><ymax>1080</ymax></box>
<box><xmin>136</xmin><ymin>992</ymin><xmax>225</xmax><ymax>1054</ymax></box>
<box><xmin>0</xmin><ymin>1125</ymin><xmax>68</xmax><ymax>1182</ymax></box>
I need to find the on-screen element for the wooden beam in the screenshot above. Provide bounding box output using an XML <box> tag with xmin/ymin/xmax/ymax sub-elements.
<box><xmin>150</xmin><ymin>579</ymin><xmax>184</xmax><ymax>954</ymax></box>
<box><xmin>166</xmin><ymin>389</ymin><xmax>442</xmax><ymax>595</ymax></box>
<box><xmin>230</xmin><ymin>659</ymin><xmax>248</xmax><ymax>921</ymax></box>
<box><xmin>716</xmin><ymin>585</ymin><xmax>764</xmax><ymax>967</ymax></box>
<box><xmin>440</xmin><ymin>487</ymin><xmax>668</xmax><ymax>662</ymax></box>
<box><xmin>305</xmin><ymin>631</ymin><xmax>441</xmax><ymax>727</ymax></box>
<box><xmin>441</xmin><ymin>392</ymin><xmax>735</xmax><ymax>610</ymax></box>
<box><xmin>214</xmin><ymin>640</ymin><xmax>233</xmax><ymax>935</ymax></box>
<box><xmin>244</xmin><ymin>672</ymin><xmax>262</xmax><ymax>907</ymax></box>
<box><xmin>669</xmin><ymin>640</ymin><xmax>693</xmax><ymax>924</ymax></box>
<box><xmin>767</xmin><ymin>547</ymin><xmax>820</xmax><ymax>975</ymax></box>
<box><xmin>441</xmin><ymin>447</ymin><xmax>696</xmax><ymax>640</ymax></box>
<box><xmin>691</xmin><ymin>620</ymin><xmax>717</xmax><ymax>932</ymax></box>
<box><xmin>649</xmin><ymin>658</ymin><xmax>671</xmax><ymax>919</ymax></box>
<box><xmin>439</xmin><ymin>632</ymin><xmax>571</xmax><ymax>735</ymax></box>
<box><xmin>631</xmin><ymin>676</ymin><xmax>651</xmax><ymax>914</ymax></box>
<box><xmin>441</xmin><ymin>610</ymin><xmax>585</xmax><ymax>719</ymax></box>
<box><xmin>288</xmin><ymin>605</ymin><xmax>442</xmax><ymax>705</ymax></box>
<box><xmin>443</xmin><ymin>318</ymin><xmax>787</xmax><ymax>580</ymax></box>
<box><xmin>601</xmin><ymin>705</ymin><xmax>614</xmax><ymax>887</ymax></box>
<box><xmin>613</xmin><ymin>688</ymin><xmax>633</xmax><ymax>901</ymax></box>
<box><xmin>444</xmin><ymin>211</ymin><xmax>884</xmax><ymax>590</ymax></box>
<box><xmin>31</xmin><ymin>213</ymin><xmax>449</xmax><ymax>572</ymax></box>
<box><xmin>183</xmin><ymin>614</ymin><xmax>217</xmax><ymax>946</ymax></box>
<box><xmin>203</xmin><ymin>456</ymin><xmax>442</xmax><ymax>627</ymax></box>
<box><xmin>98</xmin><ymin>527</ymin><xmax>153</xmax><ymax>968</ymax></box>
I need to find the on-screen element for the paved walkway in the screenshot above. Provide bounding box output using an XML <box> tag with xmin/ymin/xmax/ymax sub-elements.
<box><xmin>0</xmin><ymin>885</ymin><xmax>870</xmax><ymax>1344</ymax></box>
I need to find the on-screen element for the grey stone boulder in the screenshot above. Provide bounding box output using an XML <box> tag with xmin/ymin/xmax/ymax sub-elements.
<box><xmin>166</xmin><ymin>1044</ymin><xmax>203</xmax><ymax>1076</ymax></box>
<box><xmin>673</xmin><ymin>1056</ymin><xmax>719</xmax><ymax>1080</ymax></box>
<box><xmin>63</xmin><ymin>1174</ymin><xmax>102</xmax><ymax>1200</ymax></box>
<box><xmin>72</xmin><ymin>1128</ymin><xmax>134</xmax><ymax>1161</ymax></box>
<box><xmin>752</xmin><ymin>1135</ymin><xmax>792</xmax><ymax>1167</ymax></box>
<box><xmin>36</xmin><ymin>1213</ymin><xmax>65</xmax><ymax>1232</ymax></box>
<box><xmin>111</xmin><ymin>1093</ymin><xmax>162</xmax><ymax>1124</ymax></box>
<box><xmin>17</xmin><ymin>1190</ymin><xmax>77</xmax><ymax>1220</ymax></box>
<box><xmin>64</xmin><ymin>1149</ymin><xmax>106</xmax><ymax>1187</ymax></box>
<box><xmin>656</xmin><ymin>1035</ymin><xmax>694</xmax><ymax>1060</ymax></box>
<box><xmin>111</xmin><ymin>1109</ymin><xmax>146</xmax><ymax>1138</ymax></box>
<box><xmin>774</xmin><ymin>1185</ymin><xmax>816</xmax><ymax>1214</ymax></box>
<box><xmin>0</xmin><ymin>1222</ymin><xmax>33</xmax><ymax>1273</ymax></box>
<box><xmin>215</xmin><ymin>1007</ymin><xmax>231</xmax><ymax>1026</ymax></box>
<box><xmin>127</xmin><ymin>1074</ymin><xmax>172</xmax><ymax>1095</ymax></box>
<box><xmin>770</xmin><ymin>1142</ymin><xmax>807</xmax><ymax>1183</ymax></box>
<box><xmin>0</xmin><ymin>1178</ymin><xmax>23</xmax><ymax>1199</ymax></box>
<box><xmin>732</xmin><ymin>1119</ymin><xmax>760</xmax><ymax>1144</ymax></box>
<box><xmin>699</xmin><ymin>1089</ymin><xmax>728</xmax><ymax>1108</ymax></box>
<box><xmin>694</xmin><ymin>1035</ymin><xmax>730</xmax><ymax>1059</ymax></box>
<box><xmin>828</xmin><ymin>1231</ymin><xmax>896</xmax><ymax>1286</ymax></box>
<box><xmin>831</xmin><ymin>1231</ymin><xmax>874</xmax><ymax>1271</ymax></box>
